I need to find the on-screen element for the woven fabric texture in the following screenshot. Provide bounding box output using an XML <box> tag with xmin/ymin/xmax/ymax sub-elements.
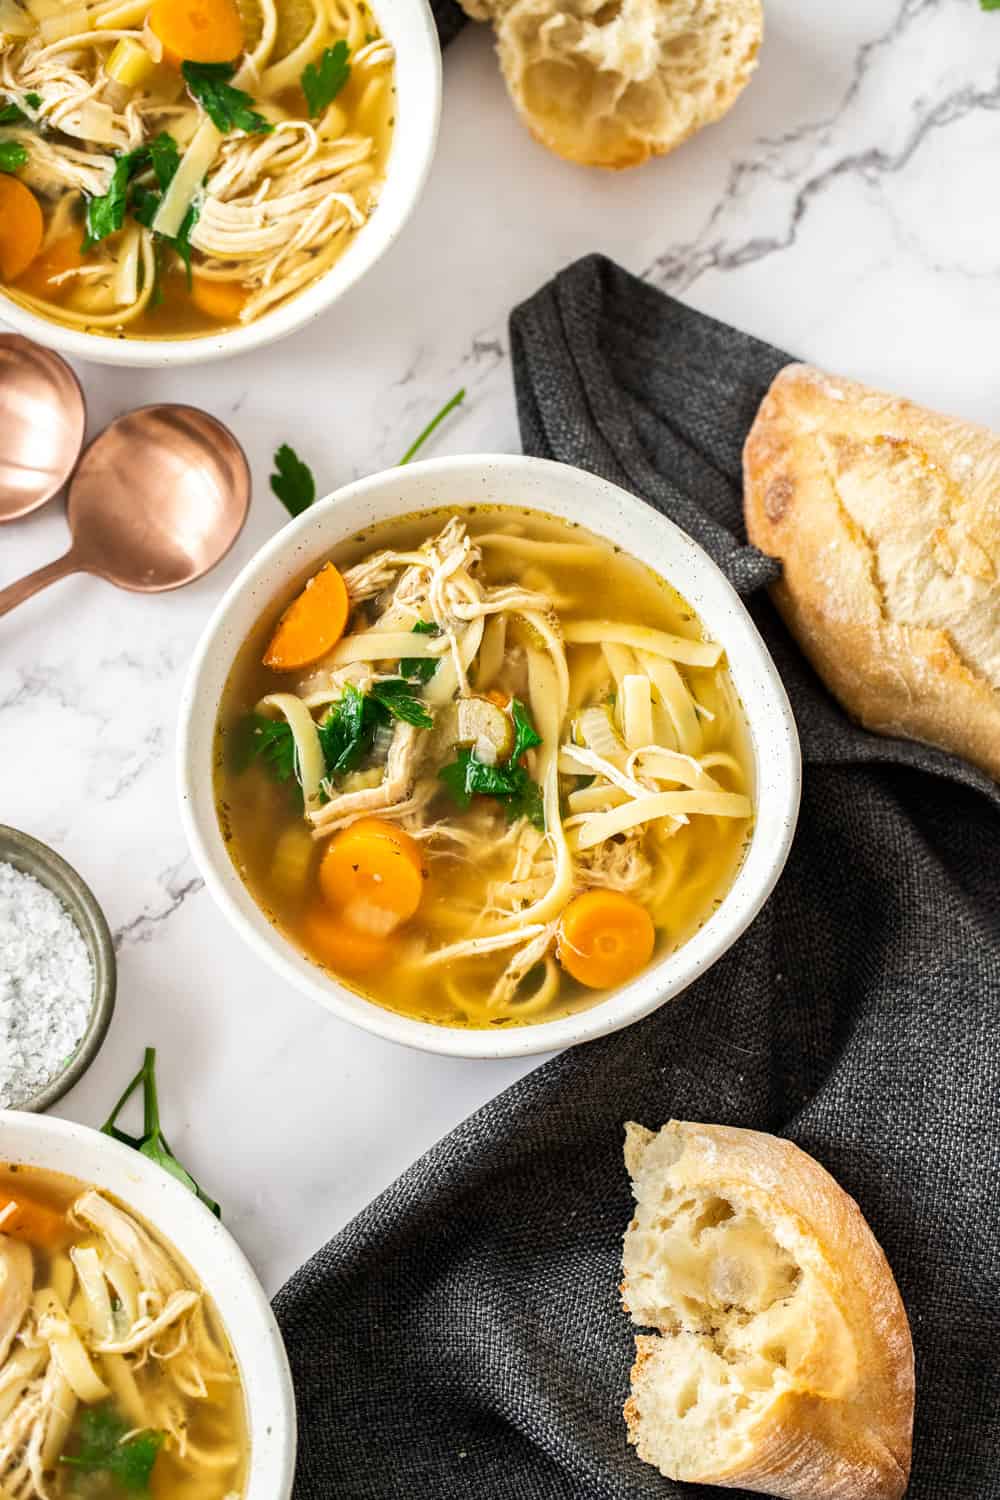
<box><xmin>273</xmin><ymin>255</ymin><xmax>1000</xmax><ymax>1499</ymax></box>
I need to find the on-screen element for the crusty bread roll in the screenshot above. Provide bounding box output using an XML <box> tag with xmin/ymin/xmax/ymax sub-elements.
<box><xmin>744</xmin><ymin>364</ymin><xmax>1000</xmax><ymax>780</ymax></box>
<box><xmin>621</xmin><ymin>1120</ymin><xmax>914</xmax><ymax>1499</ymax></box>
<box><xmin>459</xmin><ymin>0</ymin><xmax>762</xmax><ymax>169</ymax></box>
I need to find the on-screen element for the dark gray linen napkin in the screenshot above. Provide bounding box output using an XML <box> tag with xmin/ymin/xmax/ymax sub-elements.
<box><xmin>273</xmin><ymin>255</ymin><xmax>1000</xmax><ymax>1499</ymax></box>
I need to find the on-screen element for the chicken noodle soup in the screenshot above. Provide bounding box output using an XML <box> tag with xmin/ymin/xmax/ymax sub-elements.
<box><xmin>0</xmin><ymin>0</ymin><xmax>393</xmax><ymax>338</ymax></box>
<box><xmin>215</xmin><ymin>508</ymin><xmax>755</xmax><ymax>1028</ymax></box>
<box><xmin>0</xmin><ymin>1166</ymin><xmax>248</xmax><ymax>1497</ymax></box>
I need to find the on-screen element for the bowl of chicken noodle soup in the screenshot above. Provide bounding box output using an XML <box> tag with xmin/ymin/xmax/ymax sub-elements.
<box><xmin>0</xmin><ymin>0</ymin><xmax>440</xmax><ymax>364</ymax></box>
<box><xmin>179</xmin><ymin>455</ymin><xmax>800</xmax><ymax>1059</ymax></box>
<box><xmin>0</xmin><ymin>1110</ymin><xmax>295</xmax><ymax>1500</ymax></box>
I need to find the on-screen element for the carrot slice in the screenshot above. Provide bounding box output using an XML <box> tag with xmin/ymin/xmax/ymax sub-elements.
<box><xmin>557</xmin><ymin>890</ymin><xmax>655</xmax><ymax>990</ymax></box>
<box><xmin>149</xmin><ymin>0</ymin><xmax>244</xmax><ymax>64</ymax></box>
<box><xmin>15</xmin><ymin>231</ymin><xmax>87</xmax><ymax>298</ymax></box>
<box><xmin>319</xmin><ymin>818</ymin><xmax>426</xmax><ymax>936</ymax></box>
<box><xmin>302</xmin><ymin>902</ymin><xmax>396</xmax><ymax>975</ymax></box>
<box><xmin>263</xmin><ymin>563</ymin><xmax>350</xmax><ymax>671</ymax></box>
<box><xmin>0</xmin><ymin>179</ymin><xmax>44</xmax><ymax>283</ymax></box>
<box><xmin>484</xmin><ymin>689</ymin><xmax>511</xmax><ymax>709</ymax></box>
<box><xmin>190</xmin><ymin>275</ymin><xmax>248</xmax><ymax>324</ymax></box>
<box><xmin>0</xmin><ymin>1190</ymin><xmax>68</xmax><ymax>1249</ymax></box>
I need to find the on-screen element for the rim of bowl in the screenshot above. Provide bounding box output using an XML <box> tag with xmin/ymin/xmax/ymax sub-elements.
<box><xmin>0</xmin><ymin>826</ymin><xmax>116</xmax><ymax>1110</ymax></box>
<box><xmin>0</xmin><ymin>0</ymin><xmax>442</xmax><ymax>368</ymax></box>
<box><xmin>178</xmin><ymin>454</ymin><xmax>802</xmax><ymax>1059</ymax></box>
<box><xmin>0</xmin><ymin>1111</ymin><xmax>296</xmax><ymax>1500</ymax></box>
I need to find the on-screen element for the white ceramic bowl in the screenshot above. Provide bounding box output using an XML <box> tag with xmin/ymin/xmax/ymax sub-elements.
<box><xmin>0</xmin><ymin>1110</ymin><xmax>296</xmax><ymax>1499</ymax></box>
<box><xmin>0</xmin><ymin>0</ymin><xmax>441</xmax><ymax>368</ymax></box>
<box><xmin>179</xmin><ymin>455</ymin><xmax>801</xmax><ymax>1059</ymax></box>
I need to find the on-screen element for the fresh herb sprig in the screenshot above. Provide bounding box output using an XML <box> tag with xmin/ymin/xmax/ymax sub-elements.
<box><xmin>318</xmin><ymin>680</ymin><xmax>432</xmax><ymax>777</ymax></box>
<box><xmin>399</xmin><ymin>388</ymin><xmax>466</xmax><ymax>465</ymax></box>
<box><xmin>182</xmin><ymin>61</ymin><xmax>273</xmax><ymax>135</ymax></box>
<box><xmin>0</xmin><ymin>140</ymin><xmax>27</xmax><ymax>173</ymax></box>
<box><xmin>269</xmin><ymin>391</ymin><xmax>467</xmax><ymax>519</ymax></box>
<box><xmin>439</xmin><ymin>697</ymin><xmax>545</xmax><ymax>829</ymax></box>
<box><xmin>240</xmin><ymin>681</ymin><xmax>432</xmax><ymax>798</ymax></box>
<box><xmin>83</xmin><ymin>132</ymin><xmax>198</xmax><ymax>265</ymax></box>
<box><xmin>130</xmin><ymin>132</ymin><xmax>199</xmax><ymax>275</ymax></box>
<box><xmin>102</xmin><ymin>1047</ymin><xmax>220</xmax><ymax>1218</ymax></box>
<box><xmin>60</xmin><ymin>1406</ymin><xmax>164</xmax><ymax>1493</ymax></box>
<box><xmin>400</xmin><ymin>619</ymin><xmax>440</xmax><ymax>683</ymax></box>
<box><xmin>301</xmin><ymin>40</ymin><xmax>351</xmax><ymax>118</ymax></box>
<box><xmin>270</xmin><ymin>443</ymin><xmax>316</xmax><ymax>516</ymax></box>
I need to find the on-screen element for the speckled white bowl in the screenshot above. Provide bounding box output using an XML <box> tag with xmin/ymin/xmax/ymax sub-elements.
<box><xmin>0</xmin><ymin>1111</ymin><xmax>295</xmax><ymax>1498</ymax></box>
<box><xmin>0</xmin><ymin>0</ymin><xmax>441</xmax><ymax>367</ymax></box>
<box><xmin>178</xmin><ymin>455</ymin><xmax>801</xmax><ymax>1059</ymax></box>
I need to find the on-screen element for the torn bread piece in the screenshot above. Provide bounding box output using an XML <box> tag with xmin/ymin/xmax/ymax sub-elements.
<box><xmin>459</xmin><ymin>0</ymin><xmax>762</xmax><ymax>169</ymax></box>
<box><xmin>743</xmin><ymin>363</ymin><xmax>1000</xmax><ymax>780</ymax></box>
<box><xmin>621</xmin><ymin>1120</ymin><xmax>914</xmax><ymax>1499</ymax></box>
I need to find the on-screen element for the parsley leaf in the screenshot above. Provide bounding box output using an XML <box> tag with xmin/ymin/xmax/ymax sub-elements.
<box><xmin>369</xmin><ymin>678</ymin><xmax>433</xmax><ymax>729</ymax></box>
<box><xmin>400</xmin><ymin>620</ymin><xmax>439</xmax><ymax>683</ymax></box>
<box><xmin>232</xmin><ymin>711</ymin><xmax>298</xmax><ymax>781</ymax></box>
<box><xmin>0</xmin><ymin>99</ymin><xmax>26</xmax><ymax>125</ymax></box>
<box><xmin>0</xmin><ymin>140</ymin><xmax>27</xmax><ymax>173</ymax></box>
<box><xmin>439</xmin><ymin>698</ymin><xmax>544</xmax><ymax>828</ymax></box>
<box><xmin>506</xmin><ymin>771</ymin><xmax>544</xmax><ymax>829</ymax></box>
<box><xmin>60</xmin><ymin>1405</ymin><xmax>165</xmax><ymax>1492</ymax></box>
<box><xmin>125</xmin><ymin>134</ymin><xmax>199</xmax><ymax>278</ymax></box>
<box><xmin>84</xmin><ymin>147</ymin><xmax>148</xmax><ymax>248</ymax></box>
<box><xmin>317</xmin><ymin>683</ymin><xmax>381</xmax><ymax>776</ymax></box>
<box><xmin>182</xmin><ymin>61</ymin><xmax>273</xmax><ymax>135</ymax></box>
<box><xmin>510</xmin><ymin>698</ymin><xmax>542</xmax><ymax>765</ymax></box>
<box><xmin>24</xmin><ymin>92</ymin><xmax>41</xmax><ymax>109</ymax></box>
<box><xmin>317</xmin><ymin>681</ymin><xmax>431</xmax><ymax>777</ymax></box>
<box><xmin>134</xmin><ymin>183</ymin><xmax>199</xmax><ymax>278</ymax></box>
<box><xmin>981</xmin><ymin>0</ymin><xmax>1000</xmax><ymax>9</ymax></box>
<box><xmin>438</xmin><ymin>750</ymin><xmax>545</xmax><ymax>829</ymax></box>
<box><xmin>149</xmin><ymin>129</ymin><xmax>181</xmax><ymax>190</ymax></box>
<box><xmin>301</xmin><ymin>40</ymin><xmax>351</xmax><ymax>118</ymax></box>
<box><xmin>270</xmin><ymin>444</ymin><xmax>316</xmax><ymax>516</ymax></box>
<box><xmin>101</xmin><ymin>1048</ymin><xmax>220</xmax><ymax>1218</ymax></box>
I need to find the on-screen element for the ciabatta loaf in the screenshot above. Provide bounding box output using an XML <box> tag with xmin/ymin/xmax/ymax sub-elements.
<box><xmin>622</xmin><ymin>1121</ymin><xmax>914</xmax><ymax>1499</ymax></box>
<box><xmin>744</xmin><ymin>364</ymin><xmax>1000</xmax><ymax>780</ymax></box>
<box><xmin>459</xmin><ymin>0</ymin><xmax>762</xmax><ymax>170</ymax></box>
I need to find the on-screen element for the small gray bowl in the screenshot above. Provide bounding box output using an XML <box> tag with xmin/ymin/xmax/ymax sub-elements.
<box><xmin>0</xmin><ymin>826</ymin><xmax>116</xmax><ymax>1112</ymax></box>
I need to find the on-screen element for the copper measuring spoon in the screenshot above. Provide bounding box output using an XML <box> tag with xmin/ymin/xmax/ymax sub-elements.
<box><xmin>0</xmin><ymin>405</ymin><xmax>251</xmax><ymax>619</ymax></box>
<box><xmin>0</xmin><ymin>334</ymin><xmax>87</xmax><ymax>522</ymax></box>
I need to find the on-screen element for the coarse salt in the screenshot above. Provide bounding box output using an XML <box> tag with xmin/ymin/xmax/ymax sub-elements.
<box><xmin>0</xmin><ymin>861</ymin><xmax>93</xmax><ymax>1108</ymax></box>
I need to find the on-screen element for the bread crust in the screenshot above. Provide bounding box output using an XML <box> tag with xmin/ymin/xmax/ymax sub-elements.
<box><xmin>622</xmin><ymin>1121</ymin><xmax>914</xmax><ymax>1500</ymax></box>
<box><xmin>459</xmin><ymin>0</ymin><xmax>762</xmax><ymax>170</ymax></box>
<box><xmin>743</xmin><ymin>363</ymin><xmax>1000</xmax><ymax>780</ymax></box>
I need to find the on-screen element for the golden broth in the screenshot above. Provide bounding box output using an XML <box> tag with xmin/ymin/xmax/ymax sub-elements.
<box><xmin>0</xmin><ymin>0</ymin><xmax>394</xmax><ymax>340</ymax></box>
<box><xmin>214</xmin><ymin>507</ymin><xmax>755</xmax><ymax>1029</ymax></box>
<box><xmin>0</xmin><ymin>1165</ymin><xmax>249</xmax><ymax>1499</ymax></box>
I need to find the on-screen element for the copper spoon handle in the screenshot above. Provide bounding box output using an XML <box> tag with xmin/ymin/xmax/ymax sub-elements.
<box><xmin>0</xmin><ymin>550</ymin><xmax>85</xmax><ymax>618</ymax></box>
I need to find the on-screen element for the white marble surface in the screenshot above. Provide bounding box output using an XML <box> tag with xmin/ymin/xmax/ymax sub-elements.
<box><xmin>3</xmin><ymin>0</ymin><xmax>999</xmax><ymax>1294</ymax></box>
